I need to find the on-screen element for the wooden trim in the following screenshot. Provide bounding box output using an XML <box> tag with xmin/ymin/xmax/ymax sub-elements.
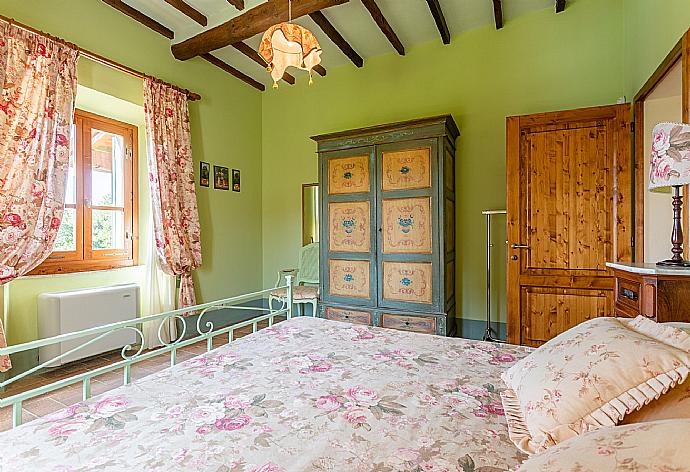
<box><xmin>614</xmin><ymin>104</ymin><xmax>633</xmax><ymax>263</ymax></box>
<box><xmin>492</xmin><ymin>0</ymin><xmax>503</xmax><ymax>30</ymax></box>
<box><xmin>424</xmin><ymin>0</ymin><xmax>450</xmax><ymax>44</ymax></box>
<box><xmin>227</xmin><ymin>0</ymin><xmax>245</xmax><ymax>10</ymax></box>
<box><xmin>631</xmin><ymin>29</ymin><xmax>689</xmax><ymax>263</ymax></box>
<box><xmin>633</xmin><ymin>39</ymin><xmax>683</xmax><ymax>103</ymax></box>
<box><xmin>171</xmin><ymin>0</ymin><xmax>350</xmax><ymax>60</ymax></box>
<box><xmin>101</xmin><ymin>0</ymin><xmax>174</xmax><ymax>39</ymax></box>
<box><xmin>309</xmin><ymin>11</ymin><xmax>364</xmax><ymax>67</ymax></box>
<box><xmin>232</xmin><ymin>42</ymin><xmax>295</xmax><ymax>84</ymax></box>
<box><xmin>634</xmin><ymin>100</ymin><xmax>645</xmax><ymax>262</ymax></box>
<box><xmin>681</xmin><ymin>30</ymin><xmax>690</xmax><ymax>254</ymax></box>
<box><xmin>506</xmin><ymin>116</ymin><xmax>521</xmax><ymax>345</ymax></box>
<box><xmin>162</xmin><ymin>0</ymin><xmax>207</xmax><ymax>26</ymax></box>
<box><xmin>555</xmin><ymin>0</ymin><xmax>566</xmax><ymax>13</ymax></box>
<box><xmin>30</xmin><ymin>109</ymin><xmax>139</xmax><ymax>276</ymax></box>
<box><xmin>311</xmin><ymin>115</ymin><xmax>459</xmax><ymax>143</ymax></box>
<box><xmin>201</xmin><ymin>53</ymin><xmax>266</xmax><ymax>91</ymax></box>
<box><xmin>360</xmin><ymin>0</ymin><xmax>405</xmax><ymax>55</ymax></box>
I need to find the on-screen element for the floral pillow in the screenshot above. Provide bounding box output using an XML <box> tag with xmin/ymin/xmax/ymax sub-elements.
<box><xmin>622</xmin><ymin>378</ymin><xmax>690</xmax><ymax>424</ymax></box>
<box><xmin>501</xmin><ymin>316</ymin><xmax>690</xmax><ymax>454</ymax></box>
<box><xmin>515</xmin><ymin>419</ymin><xmax>690</xmax><ymax>472</ymax></box>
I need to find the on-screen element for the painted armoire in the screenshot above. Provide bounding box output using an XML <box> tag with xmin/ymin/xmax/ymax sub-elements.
<box><xmin>312</xmin><ymin>115</ymin><xmax>459</xmax><ymax>336</ymax></box>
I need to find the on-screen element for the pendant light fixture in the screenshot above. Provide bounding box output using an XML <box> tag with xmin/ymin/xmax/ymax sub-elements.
<box><xmin>259</xmin><ymin>0</ymin><xmax>323</xmax><ymax>89</ymax></box>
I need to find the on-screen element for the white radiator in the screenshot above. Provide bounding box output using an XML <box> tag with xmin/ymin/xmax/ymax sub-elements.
<box><xmin>38</xmin><ymin>284</ymin><xmax>140</xmax><ymax>366</ymax></box>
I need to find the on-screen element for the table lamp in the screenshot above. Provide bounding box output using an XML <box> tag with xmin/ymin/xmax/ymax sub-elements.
<box><xmin>649</xmin><ymin>122</ymin><xmax>690</xmax><ymax>267</ymax></box>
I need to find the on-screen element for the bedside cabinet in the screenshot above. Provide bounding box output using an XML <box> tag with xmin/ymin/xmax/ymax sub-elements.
<box><xmin>606</xmin><ymin>262</ymin><xmax>690</xmax><ymax>322</ymax></box>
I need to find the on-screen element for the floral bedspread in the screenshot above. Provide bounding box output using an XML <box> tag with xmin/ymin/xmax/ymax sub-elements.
<box><xmin>0</xmin><ymin>317</ymin><xmax>530</xmax><ymax>472</ymax></box>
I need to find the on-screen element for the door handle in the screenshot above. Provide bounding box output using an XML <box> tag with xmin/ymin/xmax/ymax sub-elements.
<box><xmin>511</xmin><ymin>244</ymin><xmax>529</xmax><ymax>249</ymax></box>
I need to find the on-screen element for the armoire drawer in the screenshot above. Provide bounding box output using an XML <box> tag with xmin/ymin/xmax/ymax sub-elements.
<box><xmin>325</xmin><ymin>306</ymin><xmax>372</xmax><ymax>326</ymax></box>
<box><xmin>380</xmin><ymin>313</ymin><xmax>437</xmax><ymax>334</ymax></box>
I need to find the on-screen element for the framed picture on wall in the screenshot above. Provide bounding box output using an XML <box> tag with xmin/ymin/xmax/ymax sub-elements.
<box><xmin>200</xmin><ymin>162</ymin><xmax>210</xmax><ymax>187</ymax></box>
<box><xmin>214</xmin><ymin>165</ymin><xmax>229</xmax><ymax>190</ymax></box>
<box><xmin>232</xmin><ymin>169</ymin><xmax>241</xmax><ymax>192</ymax></box>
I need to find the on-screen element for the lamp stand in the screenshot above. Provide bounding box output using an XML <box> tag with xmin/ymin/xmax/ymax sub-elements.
<box><xmin>657</xmin><ymin>185</ymin><xmax>690</xmax><ymax>268</ymax></box>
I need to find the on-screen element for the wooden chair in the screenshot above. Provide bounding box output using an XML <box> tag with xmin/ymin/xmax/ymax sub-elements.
<box><xmin>269</xmin><ymin>242</ymin><xmax>319</xmax><ymax>316</ymax></box>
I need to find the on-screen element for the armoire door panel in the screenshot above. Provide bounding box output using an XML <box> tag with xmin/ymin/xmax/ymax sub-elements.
<box><xmin>381</xmin><ymin>261</ymin><xmax>433</xmax><ymax>304</ymax></box>
<box><xmin>328</xmin><ymin>259</ymin><xmax>371</xmax><ymax>299</ymax></box>
<box><xmin>381</xmin><ymin>196</ymin><xmax>432</xmax><ymax>254</ymax></box>
<box><xmin>328</xmin><ymin>201</ymin><xmax>371</xmax><ymax>253</ymax></box>
<box><xmin>507</xmin><ymin>104</ymin><xmax>631</xmax><ymax>346</ymax></box>
<box><xmin>328</xmin><ymin>155</ymin><xmax>370</xmax><ymax>194</ymax></box>
<box><xmin>521</xmin><ymin>287</ymin><xmax>613</xmax><ymax>348</ymax></box>
<box><xmin>381</xmin><ymin>147</ymin><xmax>432</xmax><ymax>191</ymax></box>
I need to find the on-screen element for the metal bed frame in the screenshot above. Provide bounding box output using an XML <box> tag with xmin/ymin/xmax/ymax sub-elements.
<box><xmin>0</xmin><ymin>277</ymin><xmax>294</xmax><ymax>430</ymax></box>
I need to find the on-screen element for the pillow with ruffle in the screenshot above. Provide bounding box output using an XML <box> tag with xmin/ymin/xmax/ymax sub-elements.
<box><xmin>501</xmin><ymin>316</ymin><xmax>690</xmax><ymax>454</ymax></box>
<box><xmin>515</xmin><ymin>419</ymin><xmax>690</xmax><ymax>471</ymax></box>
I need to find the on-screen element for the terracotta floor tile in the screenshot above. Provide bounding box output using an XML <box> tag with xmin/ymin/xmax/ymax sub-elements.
<box><xmin>49</xmin><ymin>383</ymin><xmax>86</xmax><ymax>406</ymax></box>
<box><xmin>23</xmin><ymin>396</ymin><xmax>64</xmax><ymax>418</ymax></box>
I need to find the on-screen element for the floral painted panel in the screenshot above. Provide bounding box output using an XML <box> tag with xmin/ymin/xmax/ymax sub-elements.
<box><xmin>328</xmin><ymin>259</ymin><xmax>370</xmax><ymax>298</ymax></box>
<box><xmin>328</xmin><ymin>156</ymin><xmax>369</xmax><ymax>195</ymax></box>
<box><xmin>382</xmin><ymin>197</ymin><xmax>432</xmax><ymax>254</ymax></box>
<box><xmin>382</xmin><ymin>261</ymin><xmax>433</xmax><ymax>304</ymax></box>
<box><xmin>382</xmin><ymin>147</ymin><xmax>432</xmax><ymax>191</ymax></box>
<box><xmin>0</xmin><ymin>317</ymin><xmax>530</xmax><ymax>471</ymax></box>
<box><xmin>328</xmin><ymin>201</ymin><xmax>370</xmax><ymax>253</ymax></box>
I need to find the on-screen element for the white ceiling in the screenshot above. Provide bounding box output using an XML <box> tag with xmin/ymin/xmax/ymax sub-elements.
<box><xmin>125</xmin><ymin>0</ymin><xmax>558</xmax><ymax>88</ymax></box>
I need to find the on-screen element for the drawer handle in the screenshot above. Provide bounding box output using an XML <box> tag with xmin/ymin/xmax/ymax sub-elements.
<box><xmin>344</xmin><ymin>315</ymin><xmax>350</xmax><ymax>319</ymax></box>
<box><xmin>621</xmin><ymin>288</ymin><xmax>638</xmax><ymax>301</ymax></box>
<box><xmin>404</xmin><ymin>321</ymin><xmax>411</xmax><ymax>327</ymax></box>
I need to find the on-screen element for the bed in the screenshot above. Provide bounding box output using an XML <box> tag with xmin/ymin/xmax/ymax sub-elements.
<box><xmin>0</xmin><ymin>316</ymin><xmax>530</xmax><ymax>471</ymax></box>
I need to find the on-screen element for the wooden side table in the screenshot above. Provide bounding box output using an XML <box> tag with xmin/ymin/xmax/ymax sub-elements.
<box><xmin>606</xmin><ymin>262</ymin><xmax>690</xmax><ymax>322</ymax></box>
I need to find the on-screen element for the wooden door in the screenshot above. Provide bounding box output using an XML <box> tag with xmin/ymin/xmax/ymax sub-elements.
<box><xmin>506</xmin><ymin>104</ymin><xmax>632</xmax><ymax>347</ymax></box>
<box><xmin>319</xmin><ymin>147</ymin><xmax>378</xmax><ymax>307</ymax></box>
<box><xmin>376</xmin><ymin>139</ymin><xmax>440</xmax><ymax>312</ymax></box>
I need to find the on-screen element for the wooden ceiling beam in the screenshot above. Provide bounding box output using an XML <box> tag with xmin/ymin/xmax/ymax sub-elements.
<box><xmin>201</xmin><ymin>53</ymin><xmax>265</xmax><ymax>91</ymax></box>
<box><xmin>102</xmin><ymin>0</ymin><xmax>174</xmax><ymax>39</ymax></box>
<box><xmin>172</xmin><ymin>0</ymin><xmax>349</xmax><ymax>60</ymax></box>
<box><xmin>424</xmin><ymin>0</ymin><xmax>450</xmax><ymax>44</ymax></box>
<box><xmin>232</xmin><ymin>41</ymin><xmax>295</xmax><ymax>85</ymax></box>
<box><xmin>163</xmin><ymin>0</ymin><xmax>207</xmax><ymax>26</ymax></box>
<box><xmin>309</xmin><ymin>11</ymin><xmax>363</xmax><ymax>67</ymax></box>
<box><xmin>227</xmin><ymin>0</ymin><xmax>245</xmax><ymax>10</ymax></box>
<box><xmin>360</xmin><ymin>0</ymin><xmax>404</xmax><ymax>55</ymax></box>
<box><xmin>492</xmin><ymin>0</ymin><xmax>503</xmax><ymax>29</ymax></box>
<box><xmin>556</xmin><ymin>0</ymin><xmax>566</xmax><ymax>13</ymax></box>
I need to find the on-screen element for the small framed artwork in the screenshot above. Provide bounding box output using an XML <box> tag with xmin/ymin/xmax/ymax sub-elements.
<box><xmin>232</xmin><ymin>169</ymin><xmax>241</xmax><ymax>192</ymax></box>
<box><xmin>214</xmin><ymin>165</ymin><xmax>229</xmax><ymax>190</ymax></box>
<box><xmin>200</xmin><ymin>162</ymin><xmax>210</xmax><ymax>187</ymax></box>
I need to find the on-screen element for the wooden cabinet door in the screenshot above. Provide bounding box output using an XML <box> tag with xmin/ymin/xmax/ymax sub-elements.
<box><xmin>506</xmin><ymin>104</ymin><xmax>632</xmax><ymax>347</ymax></box>
<box><xmin>376</xmin><ymin>139</ymin><xmax>440</xmax><ymax>311</ymax></box>
<box><xmin>320</xmin><ymin>147</ymin><xmax>378</xmax><ymax>307</ymax></box>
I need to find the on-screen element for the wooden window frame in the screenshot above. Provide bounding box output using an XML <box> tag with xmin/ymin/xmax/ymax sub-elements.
<box><xmin>30</xmin><ymin>109</ymin><xmax>139</xmax><ymax>275</ymax></box>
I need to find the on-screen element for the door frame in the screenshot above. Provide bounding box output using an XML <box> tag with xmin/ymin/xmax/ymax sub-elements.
<box><xmin>506</xmin><ymin>104</ymin><xmax>633</xmax><ymax>345</ymax></box>
<box><xmin>632</xmin><ymin>28</ymin><xmax>690</xmax><ymax>263</ymax></box>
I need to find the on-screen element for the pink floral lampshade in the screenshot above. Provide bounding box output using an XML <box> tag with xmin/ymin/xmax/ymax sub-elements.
<box><xmin>649</xmin><ymin>122</ymin><xmax>690</xmax><ymax>189</ymax></box>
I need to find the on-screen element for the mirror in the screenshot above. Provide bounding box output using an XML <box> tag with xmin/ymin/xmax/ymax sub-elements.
<box><xmin>642</xmin><ymin>60</ymin><xmax>683</xmax><ymax>263</ymax></box>
<box><xmin>302</xmin><ymin>183</ymin><xmax>319</xmax><ymax>246</ymax></box>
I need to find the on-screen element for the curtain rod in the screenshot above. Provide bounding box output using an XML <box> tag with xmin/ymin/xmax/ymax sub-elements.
<box><xmin>0</xmin><ymin>15</ymin><xmax>202</xmax><ymax>101</ymax></box>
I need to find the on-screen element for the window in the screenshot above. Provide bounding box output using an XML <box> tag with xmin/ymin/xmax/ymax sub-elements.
<box><xmin>31</xmin><ymin>109</ymin><xmax>138</xmax><ymax>275</ymax></box>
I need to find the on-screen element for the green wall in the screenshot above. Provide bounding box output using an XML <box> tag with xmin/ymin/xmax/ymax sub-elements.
<box><xmin>1</xmin><ymin>0</ymin><xmax>263</xmax><ymax>370</ymax></box>
<box><xmin>261</xmin><ymin>0</ymin><xmax>628</xmax><ymax>325</ymax></box>
<box><xmin>624</xmin><ymin>0</ymin><xmax>690</xmax><ymax>98</ymax></box>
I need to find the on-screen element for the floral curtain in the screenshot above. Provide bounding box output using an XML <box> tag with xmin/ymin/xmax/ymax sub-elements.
<box><xmin>0</xmin><ymin>21</ymin><xmax>79</xmax><ymax>372</ymax></box>
<box><xmin>143</xmin><ymin>79</ymin><xmax>202</xmax><ymax>310</ymax></box>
